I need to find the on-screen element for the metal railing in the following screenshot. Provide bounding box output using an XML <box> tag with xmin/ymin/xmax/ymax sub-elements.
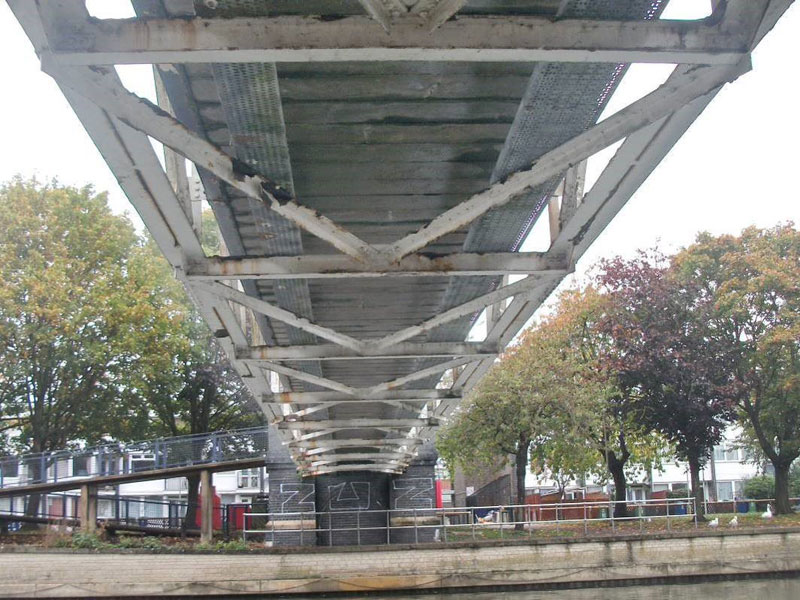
<box><xmin>0</xmin><ymin>491</ymin><xmax>257</xmax><ymax>536</ymax></box>
<box><xmin>0</xmin><ymin>427</ymin><xmax>268</xmax><ymax>489</ymax></box>
<box><xmin>243</xmin><ymin>496</ymin><xmax>700</xmax><ymax>546</ymax></box>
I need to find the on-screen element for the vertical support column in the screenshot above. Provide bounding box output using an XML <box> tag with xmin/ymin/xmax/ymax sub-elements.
<box><xmin>200</xmin><ymin>469</ymin><xmax>213</xmax><ymax>544</ymax></box>
<box><xmin>265</xmin><ymin>427</ymin><xmax>316</xmax><ymax>546</ymax></box>
<box><xmin>78</xmin><ymin>483</ymin><xmax>97</xmax><ymax>533</ymax></box>
<box><xmin>390</xmin><ymin>443</ymin><xmax>438</xmax><ymax>544</ymax></box>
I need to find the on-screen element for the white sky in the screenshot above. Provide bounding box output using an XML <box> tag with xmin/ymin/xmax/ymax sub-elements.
<box><xmin>0</xmin><ymin>0</ymin><xmax>797</xmax><ymax>299</ymax></box>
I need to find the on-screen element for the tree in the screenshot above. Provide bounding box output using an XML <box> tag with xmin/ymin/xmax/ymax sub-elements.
<box><xmin>674</xmin><ymin>224</ymin><xmax>800</xmax><ymax>513</ymax></box>
<box><xmin>143</xmin><ymin>306</ymin><xmax>265</xmax><ymax>529</ymax></box>
<box><xmin>0</xmin><ymin>178</ymin><xmax>187</xmax><ymax>514</ymax></box>
<box><xmin>546</xmin><ymin>287</ymin><xmax>665</xmax><ymax>518</ymax></box>
<box><xmin>597</xmin><ymin>252</ymin><xmax>737</xmax><ymax>520</ymax></box>
<box><xmin>436</xmin><ymin>352</ymin><xmax>539</xmax><ymax>512</ymax></box>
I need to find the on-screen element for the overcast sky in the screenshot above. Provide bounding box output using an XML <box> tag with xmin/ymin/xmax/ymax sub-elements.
<box><xmin>0</xmin><ymin>0</ymin><xmax>797</xmax><ymax>291</ymax></box>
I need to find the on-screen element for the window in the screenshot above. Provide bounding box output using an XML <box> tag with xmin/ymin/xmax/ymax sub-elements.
<box><xmin>627</xmin><ymin>488</ymin><xmax>645</xmax><ymax>502</ymax></box>
<box><xmin>1</xmin><ymin>458</ymin><xmax>19</xmax><ymax>478</ymax></box>
<box><xmin>717</xmin><ymin>481</ymin><xmax>734</xmax><ymax>501</ymax></box>
<box><xmin>72</xmin><ymin>455</ymin><xmax>89</xmax><ymax>476</ymax></box>
<box><xmin>237</xmin><ymin>468</ymin><xmax>260</xmax><ymax>488</ymax></box>
<box><xmin>129</xmin><ymin>453</ymin><xmax>155</xmax><ymax>472</ymax></box>
<box><xmin>713</xmin><ymin>445</ymin><xmax>725</xmax><ymax>461</ymax></box>
<box><xmin>652</xmin><ymin>484</ymin><xmax>670</xmax><ymax>492</ymax></box>
<box><xmin>672</xmin><ymin>483</ymin><xmax>688</xmax><ymax>491</ymax></box>
<box><xmin>714</xmin><ymin>445</ymin><xmax>741</xmax><ymax>462</ymax></box>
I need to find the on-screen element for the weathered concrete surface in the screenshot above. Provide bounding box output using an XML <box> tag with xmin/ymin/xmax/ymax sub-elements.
<box><xmin>1</xmin><ymin>529</ymin><xmax>799</xmax><ymax>597</ymax></box>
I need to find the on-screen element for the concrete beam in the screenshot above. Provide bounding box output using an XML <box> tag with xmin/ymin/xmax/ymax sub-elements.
<box><xmin>186</xmin><ymin>252</ymin><xmax>567</xmax><ymax>280</ymax></box>
<box><xmin>44</xmin><ymin>10</ymin><xmax>759</xmax><ymax>65</ymax></box>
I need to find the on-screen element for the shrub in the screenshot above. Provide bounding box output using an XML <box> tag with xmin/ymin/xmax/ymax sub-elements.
<box><xmin>743</xmin><ymin>476</ymin><xmax>775</xmax><ymax>499</ymax></box>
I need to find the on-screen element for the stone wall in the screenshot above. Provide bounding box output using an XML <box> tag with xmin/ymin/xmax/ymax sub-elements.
<box><xmin>3</xmin><ymin>530</ymin><xmax>800</xmax><ymax>597</ymax></box>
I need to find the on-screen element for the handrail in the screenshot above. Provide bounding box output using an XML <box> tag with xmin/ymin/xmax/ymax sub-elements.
<box><xmin>0</xmin><ymin>427</ymin><xmax>268</xmax><ymax>489</ymax></box>
<box><xmin>242</xmin><ymin>497</ymin><xmax>703</xmax><ymax>546</ymax></box>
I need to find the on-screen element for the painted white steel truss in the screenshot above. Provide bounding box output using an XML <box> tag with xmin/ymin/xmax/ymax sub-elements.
<box><xmin>7</xmin><ymin>0</ymin><xmax>792</xmax><ymax>474</ymax></box>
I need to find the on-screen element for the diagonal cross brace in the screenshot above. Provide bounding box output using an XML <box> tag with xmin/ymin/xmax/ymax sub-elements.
<box><xmin>384</xmin><ymin>60</ymin><xmax>752</xmax><ymax>260</ymax></box>
<box><xmin>42</xmin><ymin>62</ymin><xmax>382</xmax><ymax>264</ymax></box>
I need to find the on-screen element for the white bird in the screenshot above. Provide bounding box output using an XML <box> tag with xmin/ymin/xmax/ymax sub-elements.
<box><xmin>762</xmin><ymin>505</ymin><xmax>773</xmax><ymax>519</ymax></box>
<box><xmin>728</xmin><ymin>516</ymin><xmax>738</xmax><ymax>528</ymax></box>
<box><xmin>708</xmin><ymin>517</ymin><xmax>719</xmax><ymax>528</ymax></box>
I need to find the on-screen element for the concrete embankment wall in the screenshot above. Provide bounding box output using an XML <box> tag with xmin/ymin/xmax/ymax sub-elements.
<box><xmin>2</xmin><ymin>529</ymin><xmax>799</xmax><ymax>598</ymax></box>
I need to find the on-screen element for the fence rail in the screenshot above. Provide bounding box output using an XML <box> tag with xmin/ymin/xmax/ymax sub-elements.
<box><xmin>0</xmin><ymin>491</ymin><xmax>256</xmax><ymax>536</ymax></box>
<box><xmin>243</xmin><ymin>496</ymin><xmax>701</xmax><ymax>546</ymax></box>
<box><xmin>0</xmin><ymin>427</ymin><xmax>268</xmax><ymax>490</ymax></box>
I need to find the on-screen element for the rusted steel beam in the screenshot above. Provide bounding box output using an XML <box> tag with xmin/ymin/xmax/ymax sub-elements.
<box><xmin>275</xmin><ymin>418</ymin><xmax>439</xmax><ymax>430</ymax></box>
<box><xmin>186</xmin><ymin>252</ymin><xmax>566</xmax><ymax>280</ymax></box>
<box><xmin>270</xmin><ymin>390</ymin><xmax>460</xmax><ymax>404</ymax></box>
<box><xmin>238</xmin><ymin>341</ymin><xmax>495</xmax><ymax>361</ymax></box>
<box><xmin>44</xmin><ymin>9</ymin><xmax>759</xmax><ymax>65</ymax></box>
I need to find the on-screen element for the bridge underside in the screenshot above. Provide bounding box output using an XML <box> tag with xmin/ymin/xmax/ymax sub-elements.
<box><xmin>10</xmin><ymin>0</ymin><xmax>790</xmax><ymax>545</ymax></box>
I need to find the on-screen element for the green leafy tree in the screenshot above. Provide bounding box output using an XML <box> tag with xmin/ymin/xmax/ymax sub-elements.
<box><xmin>143</xmin><ymin>307</ymin><xmax>265</xmax><ymax>529</ymax></box>
<box><xmin>674</xmin><ymin>224</ymin><xmax>800</xmax><ymax>513</ymax></box>
<box><xmin>549</xmin><ymin>287</ymin><xmax>665</xmax><ymax>517</ymax></box>
<box><xmin>0</xmin><ymin>178</ymin><xmax>187</xmax><ymax>514</ymax></box>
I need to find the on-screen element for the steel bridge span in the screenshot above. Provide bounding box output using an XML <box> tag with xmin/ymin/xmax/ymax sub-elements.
<box><xmin>9</xmin><ymin>0</ymin><xmax>792</xmax><ymax>545</ymax></box>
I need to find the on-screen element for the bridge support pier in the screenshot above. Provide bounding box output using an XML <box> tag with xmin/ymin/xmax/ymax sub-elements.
<box><xmin>200</xmin><ymin>469</ymin><xmax>213</xmax><ymax>544</ymax></box>
<box><xmin>78</xmin><ymin>483</ymin><xmax>97</xmax><ymax>533</ymax></box>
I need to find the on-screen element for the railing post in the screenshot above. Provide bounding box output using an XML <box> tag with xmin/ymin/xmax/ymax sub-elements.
<box><xmin>211</xmin><ymin>433</ymin><xmax>220</xmax><ymax>463</ymax></box>
<box><xmin>356</xmin><ymin>510</ymin><xmax>361</xmax><ymax>546</ymax></box>
<box><xmin>414</xmin><ymin>508</ymin><xmax>418</xmax><ymax>545</ymax></box>
<box><xmin>583</xmin><ymin>503</ymin><xmax>588</xmax><ymax>536</ymax></box>
<box><xmin>666</xmin><ymin>500</ymin><xmax>671</xmax><ymax>531</ymax></box>
<box><xmin>471</xmin><ymin>508</ymin><xmax>475</xmax><ymax>541</ymax></box>
<box><xmin>78</xmin><ymin>483</ymin><xmax>97</xmax><ymax>533</ymax></box>
<box><xmin>200</xmin><ymin>469</ymin><xmax>213</xmax><ymax>543</ymax></box>
<box><xmin>610</xmin><ymin>499</ymin><xmax>615</xmax><ymax>532</ymax></box>
<box><xmin>386</xmin><ymin>509</ymin><xmax>390</xmax><ymax>545</ymax></box>
<box><xmin>40</xmin><ymin>454</ymin><xmax>46</xmax><ymax>484</ymax></box>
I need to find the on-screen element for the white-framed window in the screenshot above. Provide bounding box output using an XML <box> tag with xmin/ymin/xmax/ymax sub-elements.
<box><xmin>237</xmin><ymin>468</ymin><xmax>260</xmax><ymax>488</ymax></box>
<box><xmin>627</xmin><ymin>488</ymin><xmax>646</xmax><ymax>502</ymax></box>
<box><xmin>713</xmin><ymin>445</ymin><xmax>741</xmax><ymax>462</ymax></box>
<box><xmin>717</xmin><ymin>481</ymin><xmax>734</xmax><ymax>501</ymax></box>
<box><xmin>129</xmin><ymin>453</ymin><xmax>155</xmax><ymax>472</ymax></box>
